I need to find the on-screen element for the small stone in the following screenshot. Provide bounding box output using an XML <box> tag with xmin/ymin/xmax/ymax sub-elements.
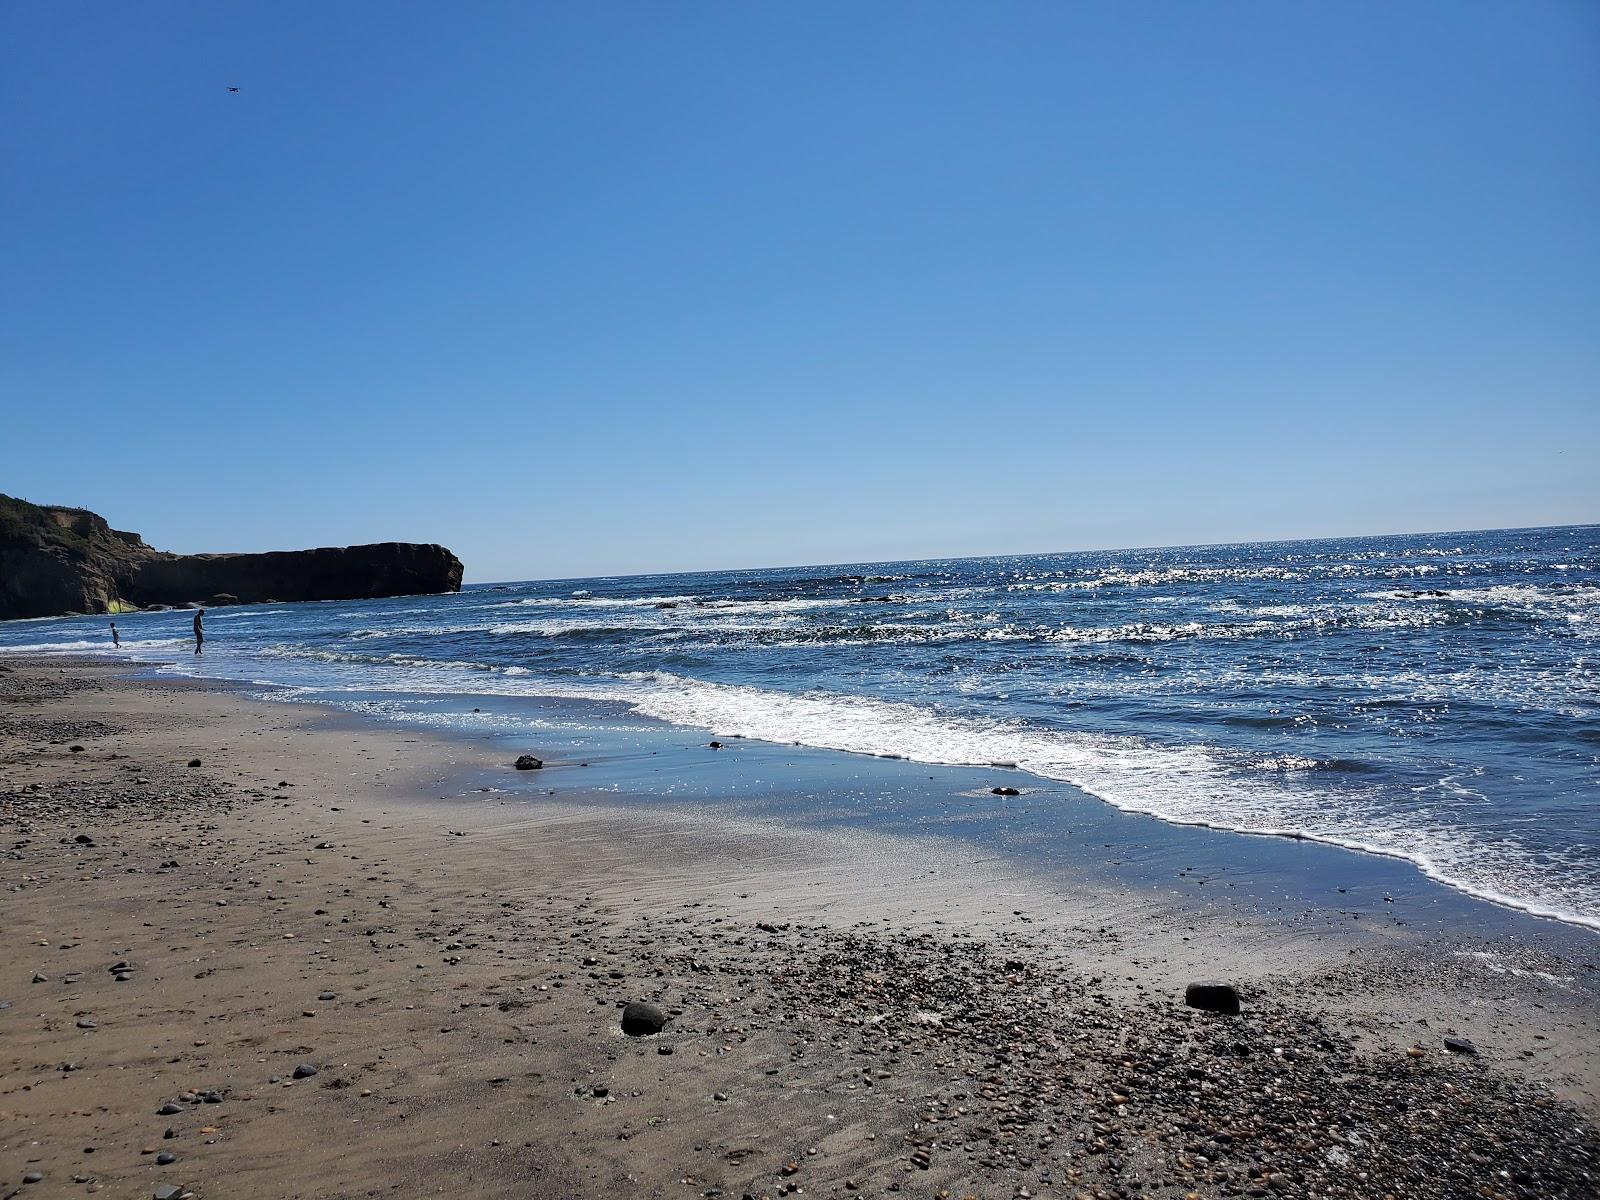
<box><xmin>74</xmin><ymin>833</ymin><xmax>94</xmax><ymax>844</ymax></box>
<box><xmin>158</xmin><ymin>1102</ymin><xmax>184</xmax><ymax>1115</ymax></box>
<box><xmin>187</xmin><ymin>759</ymin><xmax>201</xmax><ymax>768</ymax></box>
<box><xmin>713</xmin><ymin>1091</ymin><xmax>729</xmax><ymax>1102</ymax></box>
<box><xmin>1444</xmin><ymin>1036</ymin><xmax>1478</xmax><ymax>1055</ymax></box>
<box><xmin>23</xmin><ymin>1171</ymin><xmax>44</xmax><ymax>1184</ymax></box>
<box><xmin>620</xmin><ymin>1001</ymin><xmax>668</xmax><ymax>1036</ymax></box>
<box><xmin>153</xmin><ymin>1186</ymin><xmax>184</xmax><ymax>1200</ymax></box>
<box><xmin>156</xmin><ymin>1152</ymin><xmax>176</xmax><ymax>1165</ymax></box>
<box><xmin>292</xmin><ymin>1063</ymin><xmax>319</xmax><ymax>1079</ymax></box>
<box><xmin>1184</xmin><ymin>981</ymin><xmax>1241</xmax><ymax>1016</ymax></box>
<box><xmin>513</xmin><ymin>755</ymin><xmax>543</xmax><ymax>770</ymax></box>
<box><xmin>991</xmin><ymin>786</ymin><xmax>1020</xmax><ymax>796</ymax></box>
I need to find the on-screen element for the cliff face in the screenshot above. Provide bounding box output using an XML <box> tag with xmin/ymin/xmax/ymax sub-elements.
<box><xmin>0</xmin><ymin>495</ymin><xmax>464</xmax><ymax>620</ymax></box>
<box><xmin>129</xmin><ymin>544</ymin><xmax>465</xmax><ymax>607</ymax></box>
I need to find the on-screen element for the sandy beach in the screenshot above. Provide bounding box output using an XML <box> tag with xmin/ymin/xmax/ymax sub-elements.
<box><xmin>3</xmin><ymin>657</ymin><xmax>1598</xmax><ymax>1199</ymax></box>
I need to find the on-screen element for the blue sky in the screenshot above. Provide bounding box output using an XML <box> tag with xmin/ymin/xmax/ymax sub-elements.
<box><xmin>3</xmin><ymin>2</ymin><xmax>1595</xmax><ymax>582</ymax></box>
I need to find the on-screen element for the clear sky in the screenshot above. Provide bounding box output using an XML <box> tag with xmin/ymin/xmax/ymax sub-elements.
<box><xmin>2</xmin><ymin>3</ymin><xmax>1596</xmax><ymax>583</ymax></box>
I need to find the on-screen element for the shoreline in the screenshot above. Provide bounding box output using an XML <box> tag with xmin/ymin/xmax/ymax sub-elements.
<box><xmin>3</xmin><ymin>658</ymin><xmax>1598</xmax><ymax>1198</ymax></box>
<box><xmin>7</xmin><ymin>616</ymin><xmax>1598</xmax><ymax>939</ymax></box>
<box><xmin>261</xmin><ymin>669</ymin><xmax>1600</xmax><ymax>950</ymax></box>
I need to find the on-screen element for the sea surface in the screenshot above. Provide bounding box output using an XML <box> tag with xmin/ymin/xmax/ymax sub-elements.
<box><xmin>4</xmin><ymin>525</ymin><xmax>1597</xmax><ymax>930</ymax></box>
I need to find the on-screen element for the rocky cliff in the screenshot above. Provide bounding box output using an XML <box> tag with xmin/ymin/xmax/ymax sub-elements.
<box><xmin>0</xmin><ymin>495</ymin><xmax>464</xmax><ymax>620</ymax></box>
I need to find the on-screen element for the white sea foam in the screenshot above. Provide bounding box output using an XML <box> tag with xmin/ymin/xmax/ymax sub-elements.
<box><xmin>229</xmin><ymin>657</ymin><xmax>1600</xmax><ymax>931</ymax></box>
<box><xmin>486</xmin><ymin>594</ymin><xmax>701</xmax><ymax>609</ymax></box>
<box><xmin>599</xmin><ymin>674</ymin><xmax>1600</xmax><ymax>929</ymax></box>
<box><xmin>0</xmin><ymin>637</ymin><xmax>185</xmax><ymax>653</ymax></box>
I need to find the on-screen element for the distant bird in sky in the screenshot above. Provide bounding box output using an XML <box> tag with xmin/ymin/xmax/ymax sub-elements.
<box><xmin>227</xmin><ymin>86</ymin><xmax>239</xmax><ymax>93</ymax></box>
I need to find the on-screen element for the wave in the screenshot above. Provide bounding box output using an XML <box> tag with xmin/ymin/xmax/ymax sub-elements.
<box><xmin>1367</xmin><ymin>584</ymin><xmax>1600</xmax><ymax>613</ymax></box>
<box><xmin>312</xmin><ymin>601</ymin><xmax>1575</xmax><ymax>656</ymax></box>
<box><xmin>599</xmin><ymin>673</ymin><xmax>1600</xmax><ymax>930</ymax></box>
<box><xmin>489</xmin><ymin>594</ymin><xmax>701</xmax><ymax>609</ymax></box>
<box><xmin>224</xmin><ymin>652</ymin><xmax>1599</xmax><ymax>931</ymax></box>
<box><xmin>0</xmin><ymin>637</ymin><xmax>188</xmax><ymax>653</ymax></box>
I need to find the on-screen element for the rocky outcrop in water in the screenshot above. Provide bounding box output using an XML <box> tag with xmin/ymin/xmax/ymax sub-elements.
<box><xmin>0</xmin><ymin>494</ymin><xmax>463</xmax><ymax>620</ymax></box>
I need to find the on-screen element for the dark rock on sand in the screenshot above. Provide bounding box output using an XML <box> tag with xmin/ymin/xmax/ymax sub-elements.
<box><xmin>1184</xmin><ymin>980</ymin><xmax>1242</xmax><ymax>1015</ymax></box>
<box><xmin>991</xmin><ymin>786</ymin><xmax>1021</xmax><ymax>796</ymax></box>
<box><xmin>292</xmin><ymin>1062</ymin><xmax>319</xmax><ymax>1079</ymax></box>
<box><xmin>620</xmin><ymin>1001</ymin><xmax>668</xmax><ymax>1035</ymax></box>
<box><xmin>1444</xmin><ymin>1036</ymin><xmax>1479</xmax><ymax>1055</ymax></box>
<box><xmin>514</xmin><ymin>755</ymin><xmax>543</xmax><ymax>770</ymax></box>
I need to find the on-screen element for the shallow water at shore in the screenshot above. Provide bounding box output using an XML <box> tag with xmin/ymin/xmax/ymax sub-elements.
<box><xmin>3</xmin><ymin>524</ymin><xmax>1597</xmax><ymax>930</ymax></box>
<box><xmin>279</xmin><ymin>681</ymin><xmax>1596</xmax><ymax>967</ymax></box>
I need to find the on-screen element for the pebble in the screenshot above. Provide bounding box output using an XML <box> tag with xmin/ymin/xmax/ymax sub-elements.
<box><xmin>620</xmin><ymin>1000</ymin><xmax>668</xmax><ymax>1036</ymax></box>
<box><xmin>1184</xmin><ymin>980</ymin><xmax>1242</xmax><ymax>1016</ymax></box>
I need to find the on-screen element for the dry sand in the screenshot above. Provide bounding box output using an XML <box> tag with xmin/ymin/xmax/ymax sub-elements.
<box><xmin>3</xmin><ymin>658</ymin><xmax>1598</xmax><ymax>1199</ymax></box>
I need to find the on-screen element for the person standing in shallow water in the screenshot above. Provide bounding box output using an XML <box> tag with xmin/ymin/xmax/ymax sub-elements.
<box><xmin>193</xmin><ymin>608</ymin><xmax>204</xmax><ymax>655</ymax></box>
<box><xmin>109</xmin><ymin>621</ymin><xmax>119</xmax><ymax>647</ymax></box>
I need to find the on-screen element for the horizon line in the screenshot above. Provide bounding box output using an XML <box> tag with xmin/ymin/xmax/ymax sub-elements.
<box><xmin>464</xmin><ymin>518</ymin><xmax>1599</xmax><ymax>588</ymax></box>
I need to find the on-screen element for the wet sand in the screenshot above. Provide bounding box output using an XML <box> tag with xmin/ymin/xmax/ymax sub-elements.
<box><xmin>3</xmin><ymin>658</ymin><xmax>1598</xmax><ymax>1199</ymax></box>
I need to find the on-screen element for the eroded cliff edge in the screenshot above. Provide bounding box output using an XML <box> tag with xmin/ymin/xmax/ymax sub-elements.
<box><xmin>0</xmin><ymin>495</ymin><xmax>464</xmax><ymax>619</ymax></box>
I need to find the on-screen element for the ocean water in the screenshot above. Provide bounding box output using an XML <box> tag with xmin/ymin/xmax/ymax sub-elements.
<box><xmin>4</xmin><ymin>525</ymin><xmax>1597</xmax><ymax>931</ymax></box>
